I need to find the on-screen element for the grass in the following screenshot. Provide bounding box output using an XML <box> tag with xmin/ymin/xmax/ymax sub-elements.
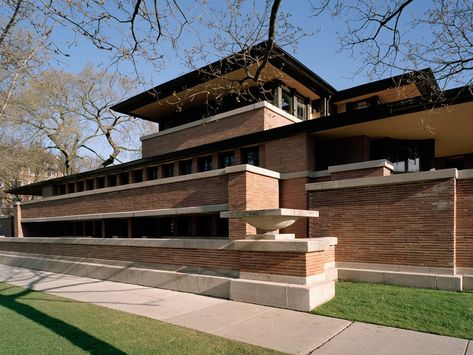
<box><xmin>0</xmin><ymin>282</ymin><xmax>281</xmax><ymax>355</ymax></box>
<box><xmin>313</xmin><ymin>281</ymin><xmax>473</xmax><ymax>340</ymax></box>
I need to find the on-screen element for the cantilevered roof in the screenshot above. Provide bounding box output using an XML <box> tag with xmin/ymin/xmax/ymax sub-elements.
<box><xmin>9</xmin><ymin>86</ymin><xmax>472</xmax><ymax>196</ymax></box>
<box><xmin>111</xmin><ymin>41</ymin><xmax>336</xmax><ymax>123</ymax></box>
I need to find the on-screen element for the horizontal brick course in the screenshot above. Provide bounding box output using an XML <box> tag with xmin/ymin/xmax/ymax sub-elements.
<box><xmin>22</xmin><ymin>176</ymin><xmax>228</xmax><ymax>219</ymax></box>
<box><xmin>309</xmin><ymin>179</ymin><xmax>456</xmax><ymax>268</ymax></box>
<box><xmin>0</xmin><ymin>241</ymin><xmax>333</xmax><ymax>278</ymax></box>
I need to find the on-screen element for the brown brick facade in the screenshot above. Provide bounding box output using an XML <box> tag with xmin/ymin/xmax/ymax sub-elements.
<box><xmin>309</xmin><ymin>179</ymin><xmax>456</xmax><ymax>268</ymax></box>
<box><xmin>22</xmin><ymin>176</ymin><xmax>228</xmax><ymax>219</ymax></box>
<box><xmin>142</xmin><ymin>107</ymin><xmax>294</xmax><ymax>157</ymax></box>
<box><xmin>0</xmin><ymin>241</ymin><xmax>334</xmax><ymax>278</ymax></box>
<box><xmin>264</xmin><ymin>133</ymin><xmax>315</xmax><ymax>173</ymax></box>
<box><xmin>280</xmin><ymin>177</ymin><xmax>309</xmax><ymax>238</ymax></box>
<box><xmin>457</xmin><ymin>178</ymin><xmax>473</xmax><ymax>268</ymax></box>
<box><xmin>227</xmin><ymin>171</ymin><xmax>279</xmax><ymax>239</ymax></box>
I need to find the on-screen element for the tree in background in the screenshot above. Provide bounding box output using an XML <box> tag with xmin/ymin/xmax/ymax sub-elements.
<box><xmin>9</xmin><ymin>66</ymin><xmax>151</xmax><ymax>175</ymax></box>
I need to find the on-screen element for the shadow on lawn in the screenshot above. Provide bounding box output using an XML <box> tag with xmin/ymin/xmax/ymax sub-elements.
<box><xmin>0</xmin><ymin>270</ymin><xmax>127</xmax><ymax>354</ymax></box>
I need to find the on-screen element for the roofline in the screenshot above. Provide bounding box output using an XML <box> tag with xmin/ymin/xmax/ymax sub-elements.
<box><xmin>110</xmin><ymin>41</ymin><xmax>336</xmax><ymax>118</ymax></box>
<box><xmin>334</xmin><ymin>68</ymin><xmax>439</xmax><ymax>102</ymax></box>
<box><xmin>10</xmin><ymin>85</ymin><xmax>472</xmax><ymax>196</ymax></box>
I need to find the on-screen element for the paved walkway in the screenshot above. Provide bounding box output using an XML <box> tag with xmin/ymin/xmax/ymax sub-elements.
<box><xmin>0</xmin><ymin>264</ymin><xmax>470</xmax><ymax>355</ymax></box>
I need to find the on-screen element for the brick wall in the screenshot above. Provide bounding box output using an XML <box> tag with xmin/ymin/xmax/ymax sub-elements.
<box><xmin>309</xmin><ymin>178</ymin><xmax>456</xmax><ymax>268</ymax></box>
<box><xmin>22</xmin><ymin>176</ymin><xmax>228</xmax><ymax>219</ymax></box>
<box><xmin>457</xmin><ymin>178</ymin><xmax>473</xmax><ymax>268</ymax></box>
<box><xmin>0</xmin><ymin>240</ymin><xmax>334</xmax><ymax>278</ymax></box>
<box><xmin>142</xmin><ymin>107</ymin><xmax>295</xmax><ymax>157</ymax></box>
<box><xmin>331</xmin><ymin>167</ymin><xmax>391</xmax><ymax>180</ymax></box>
<box><xmin>280</xmin><ymin>177</ymin><xmax>309</xmax><ymax>238</ymax></box>
<box><xmin>263</xmin><ymin>133</ymin><xmax>315</xmax><ymax>173</ymax></box>
<box><xmin>227</xmin><ymin>171</ymin><xmax>279</xmax><ymax>239</ymax></box>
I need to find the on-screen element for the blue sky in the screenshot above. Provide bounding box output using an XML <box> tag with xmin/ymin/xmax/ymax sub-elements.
<box><xmin>49</xmin><ymin>1</ymin><xmax>400</xmax><ymax>93</ymax></box>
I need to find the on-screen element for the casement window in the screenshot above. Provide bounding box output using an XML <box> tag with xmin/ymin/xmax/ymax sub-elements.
<box><xmin>242</xmin><ymin>146</ymin><xmax>260</xmax><ymax>166</ymax></box>
<box><xmin>179</xmin><ymin>159</ymin><xmax>193</xmax><ymax>175</ymax></box>
<box><xmin>346</xmin><ymin>96</ymin><xmax>380</xmax><ymax>111</ymax></box>
<box><xmin>162</xmin><ymin>163</ymin><xmax>174</xmax><ymax>178</ymax></box>
<box><xmin>197</xmin><ymin>156</ymin><xmax>213</xmax><ymax>172</ymax></box>
<box><xmin>133</xmin><ymin>169</ymin><xmax>143</xmax><ymax>183</ymax></box>
<box><xmin>219</xmin><ymin>151</ymin><xmax>235</xmax><ymax>168</ymax></box>
<box><xmin>274</xmin><ymin>85</ymin><xmax>310</xmax><ymax>120</ymax></box>
<box><xmin>146</xmin><ymin>166</ymin><xmax>159</xmax><ymax>180</ymax></box>
<box><xmin>119</xmin><ymin>172</ymin><xmax>129</xmax><ymax>185</ymax></box>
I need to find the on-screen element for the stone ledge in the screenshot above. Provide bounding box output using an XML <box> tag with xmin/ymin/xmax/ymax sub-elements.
<box><xmin>230</xmin><ymin>278</ymin><xmax>335</xmax><ymax>311</ymax></box>
<box><xmin>328</xmin><ymin>159</ymin><xmax>393</xmax><ymax>174</ymax></box>
<box><xmin>0</xmin><ymin>236</ymin><xmax>337</xmax><ymax>253</ymax></box>
<box><xmin>306</xmin><ymin>168</ymin><xmax>458</xmax><ymax>191</ymax></box>
<box><xmin>336</xmin><ymin>261</ymin><xmax>455</xmax><ymax>275</ymax></box>
<box><xmin>458</xmin><ymin>169</ymin><xmax>473</xmax><ymax>179</ymax></box>
<box><xmin>338</xmin><ymin>268</ymin><xmax>463</xmax><ymax>291</ymax></box>
<box><xmin>22</xmin><ymin>204</ymin><xmax>229</xmax><ymax>223</ymax></box>
<box><xmin>232</xmin><ymin>237</ymin><xmax>337</xmax><ymax>252</ymax></box>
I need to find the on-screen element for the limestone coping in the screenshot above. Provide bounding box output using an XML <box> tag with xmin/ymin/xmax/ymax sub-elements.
<box><xmin>140</xmin><ymin>101</ymin><xmax>301</xmax><ymax>141</ymax></box>
<box><xmin>21</xmin><ymin>204</ymin><xmax>229</xmax><ymax>223</ymax></box>
<box><xmin>0</xmin><ymin>236</ymin><xmax>337</xmax><ymax>253</ymax></box>
<box><xmin>327</xmin><ymin>159</ymin><xmax>393</xmax><ymax>174</ymax></box>
<box><xmin>220</xmin><ymin>208</ymin><xmax>319</xmax><ymax>219</ymax></box>
<box><xmin>306</xmin><ymin>168</ymin><xmax>458</xmax><ymax>191</ymax></box>
<box><xmin>21</xmin><ymin>164</ymin><xmax>280</xmax><ymax>206</ymax></box>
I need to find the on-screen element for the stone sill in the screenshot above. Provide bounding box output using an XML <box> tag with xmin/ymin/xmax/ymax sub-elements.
<box><xmin>0</xmin><ymin>236</ymin><xmax>337</xmax><ymax>253</ymax></box>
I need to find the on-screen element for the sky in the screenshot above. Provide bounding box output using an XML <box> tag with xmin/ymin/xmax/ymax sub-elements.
<box><xmin>48</xmin><ymin>1</ymin><xmax>404</xmax><ymax>94</ymax></box>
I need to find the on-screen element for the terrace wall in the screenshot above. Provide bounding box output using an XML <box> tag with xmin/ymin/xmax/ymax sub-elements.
<box><xmin>141</xmin><ymin>103</ymin><xmax>298</xmax><ymax>157</ymax></box>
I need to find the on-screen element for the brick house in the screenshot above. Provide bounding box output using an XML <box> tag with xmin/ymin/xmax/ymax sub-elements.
<box><xmin>1</xmin><ymin>42</ymin><xmax>472</xmax><ymax>310</ymax></box>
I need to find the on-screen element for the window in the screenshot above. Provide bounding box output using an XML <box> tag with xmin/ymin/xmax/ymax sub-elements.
<box><xmin>281</xmin><ymin>88</ymin><xmax>293</xmax><ymax>114</ymax></box>
<box><xmin>67</xmin><ymin>183</ymin><xmax>75</xmax><ymax>193</ymax></box>
<box><xmin>179</xmin><ymin>160</ymin><xmax>193</xmax><ymax>175</ymax></box>
<box><xmin>346</xmin><ymin>96</ymin><xmax>380</xmax><ymax>111</ymax></box>
<box><xmin>96</xmin><ymin>176</ymin><xmax>105</xmax><ymax>188</ymax></box>
<box><xmin>86</xmin><ymin>179</ymin><xmax>95</xmax><ymax>190</ymax></box>
<box><xmin>198</xmin><ymin>156</ymin><xmax>213</xmax><ymax>172</ymax></box>
<box><xmin>177</xmin><ymin>216</ymin><xmax>193</xmax><ymax>236</ymax></box>
<box><xmin>295</xmin><ymin>95</ymin><xmax>307</xmax><ymax>119</ymax></box>
<box><xmin>242</xmin><ymin>146</ymin><xmax>259</xmax><ymax>166</ymax></box>
<box><xmin>76</xmin><ymin>181</ymin><xmax>84</xmax><ymax>192</ymax></box>
<box><xmin>147</xmin><ymin>166</ymin><xmax>159</xmax><ymax>180</ymax></box>
<box><xmin>163</xmin><ymin>163</ymin><xmax>174</xmax><ymax>178</ymax></box>
<box><xmin>58</xmin><ymin>184</ymin><xmax>66</xmax><ymax>195</ymax></box>
<box><xmin>107</xmin><ymin>174</ymin><xmax>117</xmax><ymax>187</ymax></box>
<box><xmin>119</xmin><ymin>172</ymin><xmax>129</xmax><ymax>185</ymax></box>
<box><xmin>219</xmin><ymin>151</ymin><xmax>235</xmax><ymax>168</ymax></box>
<box><xmin>133</xmin><ymin>169</ymin><xmax>143</xmax><ymax>183</ymax></box>
<box><xmin>196</xmin><ymin>216</ymin><xmax>213</xmax><ymax>237</ymax></box>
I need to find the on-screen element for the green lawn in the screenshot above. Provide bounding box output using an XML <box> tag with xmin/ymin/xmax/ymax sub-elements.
<box><xmin>0</xmin><ymin>282</ymin><xmax>280</xmax><ymax>355</ymax></box>
<box><xmin>313</xmin><ymin>281</ymin><xmax>473</xmax><ymax>340</ymax></box>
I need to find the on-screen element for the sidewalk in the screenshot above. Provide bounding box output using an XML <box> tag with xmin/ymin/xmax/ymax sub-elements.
<box><xmin>0</xmin><ymin>264</ymin><xmax>470</xmax><ymax>355</ymax></box>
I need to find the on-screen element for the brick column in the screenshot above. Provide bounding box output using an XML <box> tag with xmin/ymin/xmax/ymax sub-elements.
<box><xmin>227</xmin><ymin>170</ymin><xmax>279</xmax><ymax>239</ymax></box>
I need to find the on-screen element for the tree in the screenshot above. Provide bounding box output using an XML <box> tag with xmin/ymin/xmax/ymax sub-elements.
<box><xmin>311</xmin><ymin>0</ymin><xmax>472</xmax><ymax>90</ymax></box>
<box><xmin>9</xmin><ymin>67</ymin><xmax>154</xmax><ymax>175</ymax></box>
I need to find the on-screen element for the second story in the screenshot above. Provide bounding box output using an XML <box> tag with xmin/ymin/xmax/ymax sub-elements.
<box><xmin>112</xmin><ymin>42</ymin><xmax>436</xmax><ymax>158</ymax></box>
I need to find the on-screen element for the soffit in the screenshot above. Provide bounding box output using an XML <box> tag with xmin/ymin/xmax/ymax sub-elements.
<box><xmin>131</xmin><ymin>63</ymin><xmax>321</xmax><ymax>121</ymax></box>
<box><xmin>314</xmin><ymin>101</ymin><xmax>473</xmax><ymax>157</ymax></box>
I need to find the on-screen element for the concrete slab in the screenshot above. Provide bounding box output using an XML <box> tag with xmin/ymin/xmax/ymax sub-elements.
<box><xmin>210</xmin><ymin>308</ymin><xmax>351</xmax><ymax>354</ymax></box>
<box><xmin>166</xmin><ymin>301</ymin><xmax>272</xmax><ymax>332</ymax></box>
<box><xmin>312</xmin><ymin>322</ymin><xmax>468</xmax><ymax>355</ymax></box>
<box><xmin>0</xmin><ymin>264</ymin><xmax>226</xmax><ymax>320</ymax></box>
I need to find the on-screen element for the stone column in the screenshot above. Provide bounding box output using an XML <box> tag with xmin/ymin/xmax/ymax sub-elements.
<box><xmin>14</xmin><ymin>203</ymin><xmax>23</xmax><ymax>238</ymax></box>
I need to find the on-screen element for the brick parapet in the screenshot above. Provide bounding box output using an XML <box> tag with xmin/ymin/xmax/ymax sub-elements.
<box><xmin>0</xmin><ymin>237</ymin><xmax>336</xmax><ymax>279</ymax></box>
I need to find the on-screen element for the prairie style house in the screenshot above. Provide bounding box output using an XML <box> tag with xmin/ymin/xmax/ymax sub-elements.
<box><xmin>1</xmin><ymin>43</ymin><xmax>472</xmax><ymax>311</ymax></box>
